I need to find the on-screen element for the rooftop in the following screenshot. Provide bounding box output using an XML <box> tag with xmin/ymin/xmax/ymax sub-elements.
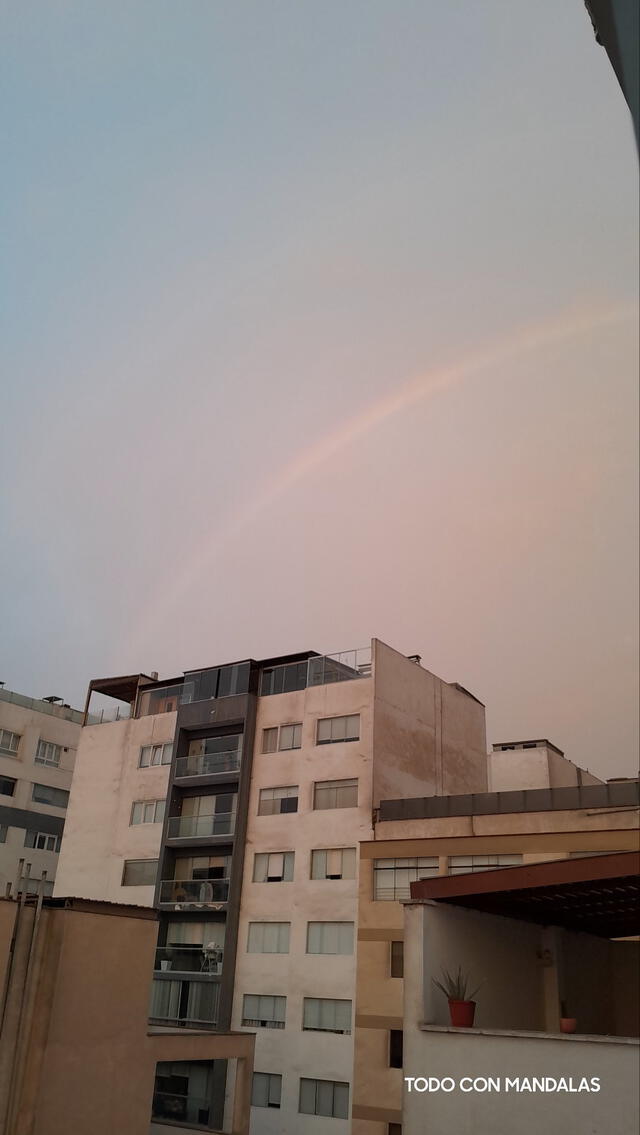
<box><xmin>409</xmin><ymin>850</ymin><xmax>640</xmax><ymax>939</ymax></box>
<box><xmin>378</xmin><ymin>779</ymin><xmax>640</xmax><ymax>822</ymax></box>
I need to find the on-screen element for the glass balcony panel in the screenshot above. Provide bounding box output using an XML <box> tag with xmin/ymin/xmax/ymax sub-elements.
<box><xmin>175</xmin><ymin>751</ymin><xmax>241</xmax><ymax>778</ymax></box>
<box><xmin>159</xmin><ymin>878</ymin><xmax>230</xmax><ymax>905</ymax></box>
<box><xmin>155</xmin><ymin>945</ymin><xmax>224</xmax><ymax>975</ymax></box>
<box><xmin>166</xmin><ymin>813</ymin><xmax>235</xmax><ymax>839</ymax></box>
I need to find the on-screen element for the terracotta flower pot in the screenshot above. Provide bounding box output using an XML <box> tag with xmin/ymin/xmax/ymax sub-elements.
<box><xmin>448</xmin><ymin>999</ymin><xmax>476</xmax><ymax>1028</ymax></box>
<box><xmin>560</xmin><ymin>1017</ymin><xmax>577</xmax><ymax>1034</ymax></box>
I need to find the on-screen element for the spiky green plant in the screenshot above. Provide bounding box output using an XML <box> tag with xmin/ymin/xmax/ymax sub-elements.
<box><xmin>432</xmin><ymin>965</ymin><xmax>483</xmax><ymax>1002</ymax></box>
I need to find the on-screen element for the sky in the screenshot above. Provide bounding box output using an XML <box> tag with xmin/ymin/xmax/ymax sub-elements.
<box><xmin>1</xmin><ymin>1</ymin><xmax>638</xmax><ymax>778</ymax></box>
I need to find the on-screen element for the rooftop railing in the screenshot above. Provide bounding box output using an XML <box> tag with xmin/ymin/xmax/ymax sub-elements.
<box><xmin>159</xmin><ymin>878</ymin><xmax>230</xmax><ymax>905</ymax></box>
<box><xmin>260</xmin><ymin>646</ymin><xmax>372</xmax><ymax>696</ymax></box>
<box><xmin>0</xmin><ymin>687</ymin><xmax>85</xmax><ymax>725</ymax></box>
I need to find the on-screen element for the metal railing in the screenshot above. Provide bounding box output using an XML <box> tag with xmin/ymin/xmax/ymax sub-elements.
<box><xmin>155</xmin><ymin>945</ymin><xmax>224</xmax><ymax>974</ymax></box>
<box><xmin>175</xmin><ymin>751</ymin><xmax>241</xmax><ymax>779</ymax></box>
<box><xmin>159</xmin><ymin>878</ymin><xmax>230</xmax><ymax>904</ymax></box>
<box><xmin>87</xmin><ymin>705</ymin><xmax>131</xmax><ymax>724</ymax></box>
<box><xmin>0</xmin><ymin>687</ymin><xmax>86</xmax><ymax>725</ymax></box>
<box><xmin>166</xmin><ymin>813</ymin><xmax>236</xmax><ymax>839</ymax></box>
<box><xmin>260</xmin><ymin>646</ymin><xmax>372</xmax><ymax>696</ymax></box>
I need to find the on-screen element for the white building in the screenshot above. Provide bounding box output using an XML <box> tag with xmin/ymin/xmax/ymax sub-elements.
<box><xmin>0</xmin><ymin>685</ymin><xmax>83</xmax><ymax>897</ymax></box>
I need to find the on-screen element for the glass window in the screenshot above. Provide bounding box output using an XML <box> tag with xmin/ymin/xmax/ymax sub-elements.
<box><xmin>253</xmin><ymin>851</ymin><xmax>294</xmax><ymax>882</ymax></box>
<box><xmin>252</xmin><ymin>1072</ymin><xmax>282</xmax><ymax>1109</ymax></box>
<box><xmin>0</xmin><ymin>825</ymin><xmax>6</xmax><ymax>843</ymax></box>
<box><xmin>152</xmin><ymin>1060</ymin><xmax>217</xmax><ymax>1127</ymax></box>
<box><xmin>389</xmin><ymin>1030</ymin><xmax>403</xmax><ymax>1068</ymax></box>
<box><xmin>373</xmin><ymin>857</ymin><xmax>440</xmax><ymax>900</ymax></box>
<box><xmin>181</xmin><ymin>664</ymin><xmax>250</xmax><ymax>705</ymax></box>
<box><xmin>131</xmin><ymin>799</ymin><xmax>166</xmax><ymax>825</ymax></box>
<box><xmin>24</xmin><ymin>830</ymin><xmax>61</xmax><ymax>852</ymax></box>
<box><xmin>448</xmin><ymin>854</ymin><xmax>523</xmax><ymax>875</ymax></box>
<box><xmin>310</xmin><ymin>848</ymin><xmax>356</xmax><ymax>880</ymax></box>
<box><xmin>0</xmin><ymin>776</ymin><xmax>17</xmax><ymax>798</ymax></box>
<box><xmin>139</xmin><ymin>742</ymin><xmax>173</xmax><ymax>767</ymax></box>
<box><xmin>299</xmin><ymin>1078</ymin><xmax>349</xmax><ymax>1120</ymax></box>
<box><xmin>316</xmin><ymin>714</ymin><xmax>360</xmax><ymax>744</ymax></box>
<box><xmin>242</xmin><ymin>994</ymin><xmax>286</xmax><ymax>1029</ymax></box>
<box><xmin>259</xmin><ymin>662</ymin><xmax>308</xmax><ymax>696</ymax></box>
<box><xmin>35</xmin><ymin>740</ymin><xmax>61</xmax><ymax>767</ymax></box>
<box><xmin>303</xmin><ymin>998</ymin><xmax>352</xmax><ymax>1034</ymax></box>
<box><xmin>122</xmin><ymin>858</ymin><xmax>158</xmax><ymax>886</ymax></box>
<box><xmin>262</xmin><ymin>728</ymin><xmax>278</xmax><ymax>753</ymax></box>
<box><xmin>0</xmin><ymin>729</ymin><xmax>20</xmax><ymax>757</ymax></box>
<box><xmin>306</xmin><ymin>922</ymin><xmax>354</xmax><ymax>955</ymax></box>
<box><xmin>247</xmin><ymin>922</ymin><xmax>290</xmax><ymax>954</ymax></box>
<box><xmin>262</xmin><ymin>724</ymin><xmax>302</xmax><ymax>752</ymax></box>
<box><xmin>258</xmin><ymin>786</ymin><xmax>298</xmax><ymax>816</ymax></box>
<box><xmin>31</xmin><ymin>783</ymin><xmax>69</xmax><ymax>809</ymax></box>
<box><xmin>313</xmin><ymin>779</ymin><xmax>358</xmax><ymax>810</ymax></box>
<box><xmin>390</xmin><ymin>941</ymin><xmax>404</xmax><ymax>978</ymax></box>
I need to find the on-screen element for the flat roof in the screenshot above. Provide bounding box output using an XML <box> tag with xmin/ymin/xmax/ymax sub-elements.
<box><xmin>492</xmin><ymin>738</ymin><xmax>564</xmax><ymax>755</ymax></box>
<box><xmin>409</xmin><ymin>851</ymin><xmax>640</xmax><ymax>939</ymax></box>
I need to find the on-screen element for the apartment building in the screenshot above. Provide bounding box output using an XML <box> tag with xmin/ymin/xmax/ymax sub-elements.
<box><xmin>0</xmin><ymin>685</ymin><xmax>82</xmax><ymax>898</ymax></box>
<box><xmin>352</xmin><ymin>778</ymin><xmax>640</xmax><ymax>1135</ymax></box>
<box><xmin>55</xmin><ymin>638</ymin><xmax>488</xmax><ymax>1133</ymax></box>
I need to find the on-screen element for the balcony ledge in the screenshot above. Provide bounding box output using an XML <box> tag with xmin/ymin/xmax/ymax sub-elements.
<box><xmin>419</xmin><ymin>1024</ymin><xmax>639</xmax><ymax>1045</ymax></box>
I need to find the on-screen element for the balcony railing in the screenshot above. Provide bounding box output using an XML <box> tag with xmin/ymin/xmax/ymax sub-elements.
<box><xmin>175</xmin><ymin>751</ymin><xmax>241</xmax><ymax>779</ymax></box>
<box><xmin>259</xmin><ymin>646</ymin><xmax>372</xmax><ymax>695</ymax></box>
<box><xmin>159</xmin><ymin>878</ymin><xmax>230</xmax><ymax>905</ymax></box>
<box><xmin>152</xmin><ymin>1092</ymin><xmax>211</xmax><ymax>1125</ymax></box>
<box><xmin>155</xmin><ymin>944</ymin><xmax>224</xmax><ymax>975</ymax></box>
<box><xmin>166</xmin><ymin>813</ymin><xmax>236</xmax><ymax>839</ymax></box>
<box><xmin>88</xmin><ymin>705</ymin><xmax>131</xmax><ymax>724</ymax></box>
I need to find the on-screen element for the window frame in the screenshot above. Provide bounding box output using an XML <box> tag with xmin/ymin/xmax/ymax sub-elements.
<box><xmin>262</xmin><ymin>723</ymin><xmax>302</xmax><ymax>753</ymax></box>
<box><xmin>241</xmin><ymin>993</ymin><xmax>286</xmax><ymax>1029</ymax></box>
<box><xmin>35</xmin><ymin>740</ymin><xmax>62</xmax><ymax>767</ymax></box>
<box><xmin>373</xmin><ymin>857</ymin><xmax>440</xmax><ymax>901</ymax></box>
<box><xmin>0</xmin><ymin>729</ymin><xmax>20</xmax><ymax>758</ymax></box>
<box><xmin>247</xmin><ymin>922</ymin><xmax>290</xmax><ymax>954</ymax></box>
<box><xmin>299</xmin><ymin>1078</ymin><xmax>349</xmax><ymax>1120</ymax></box>
<box><xmin>253</xmin><ymin>851</ymin><xmax>295</xmax><ymax>882</ymax></box>
<box><xmin>316</xmin><ymin>714</ymin><xmax>360</xmax><ymax>745</ymax></box>
<box><xmin>31</xmin><ymin>783</ymin><xmax>69</xmax><ymax>809</ymax></box>
<box><xmin>122</xmin><ymin>858</ymin><xmax>159</xmax><ymax>887</ymax></box>
<box><xmin>24</xmin><ymin>830</ymin><xmax>61</xmax><ymax>852</ymax></box>
<box><xmin>306</xmin><ymin>921</ymin><xmax>354</xmax><ymax>956</ymax></box>
<box><xmin>139</xmin><ymin>742</ymin><xmax>173</xmax><ymax>768</ymax></box>
<box><xmin>257</xmin><ymin>786</ymin><xmax>299</xmax><ymax>816</ymax></box>
<box><xmin>310</xmin><ymin>847</ymin><xmax>356</xmax><ymax>880</ymax></box>
<box><xmin>130</xmin><ymin>799</ymin><xmax>166</xmax><ymax>826</ymax></box>
<box><xmin>0</xmin><ymin>775</ymin><xmax>17</xmax><ymax>798</ymax></box>
<box><xmin>252</xmin><ymin>1072</ymin><xmax>282</xmax><ymax>1110</ymax></box>
<box><xmin>313</xmin><ymin>778</ymin><xmax>358</xmax><ymax>811</ymax></box>
<box><xmin>302</xmin><ymin>997</ymin><xmax>352</xmax><ymax>1035</ymax></box>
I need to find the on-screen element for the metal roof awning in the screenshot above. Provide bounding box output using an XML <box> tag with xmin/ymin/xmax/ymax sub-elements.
<box><xmin>409</xmin><ymin>851</ymin><xmax>640</xmax><ymax>939</ymax></box>
<box><xmin>86</xmin><ymin>674</ymin><xmax>152</xmax><ymax>705</ymax></box>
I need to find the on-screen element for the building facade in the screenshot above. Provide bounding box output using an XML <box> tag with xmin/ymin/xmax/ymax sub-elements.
<box><xmin>54</xmin><ymin>638</ymin><xmax>488</xmax><ymax>1133</ymax></box>
<box><xmin>352</xmin><ymin>780</ymin><xmax>640</xmax><ymax>1134</ymax></box>
<box><xmin>0</xmin><ymin>686</ymin><xmax>82</xmax><ymax>899</ymax></box>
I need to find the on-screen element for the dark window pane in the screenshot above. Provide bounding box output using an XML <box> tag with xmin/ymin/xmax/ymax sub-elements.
<box><xmin>390</xmin><ymin>941</ymin><xmax>404</xmax><ymax>978</ymax></box>
<box><xmin>389</xmin><ymin>1030</ymin><xmax>403</xmax><ymax>1068</ymax></box>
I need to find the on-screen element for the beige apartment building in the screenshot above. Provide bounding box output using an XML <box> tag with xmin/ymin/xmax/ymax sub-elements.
<box><xmin>54</xmin><ymin>638</ymin><xmax>489</xmax><ymax>1134</ymax></box>
<box><xmin>0</xmin><ymin>686</ymin><xmax>82</xmax><ymax>898</ymax></box>
<box><xmin>353</xmin><ymin>778</ymin><xmax>640</xmax><ymax>1135</ymax></box>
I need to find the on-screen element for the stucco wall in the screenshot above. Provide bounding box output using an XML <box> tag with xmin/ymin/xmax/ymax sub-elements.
<box><xmin>371</xmin><ymin>640</ymin><xmax>487</xmax><ymax>806</ymax></box>
<box><xmin>54</xmin><ymin>713</ymin><xmax>175</xmax><ymax>904</ymax></box>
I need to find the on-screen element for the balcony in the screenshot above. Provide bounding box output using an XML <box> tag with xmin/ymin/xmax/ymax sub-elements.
<box><xmin>155</xmin><ymin>944</ymin><xmax>224</xmax><ymax>976</ymax></box>
<box><xmin>175</xmin><ymin>751</ymin><xmax>241</xmax><ymax>779</ymax></box>
<box><xmin>149</xmin><ymin>975</ymin><xmax>220</xmax><ymax>1029</ymax></box>
<box><xmin>166</xmin><ymin>813</ymin><xmax>236</xmax><ymax>840</ymax></box>
<box><xmin>159</xmin><ymin>878</ymin><xmax>230</xmax><ymax>907</ymax></box>
<box><xmin>259</xmin><ymin>646</ymin><xmax>372</xmax><ymax>696</ymax></box>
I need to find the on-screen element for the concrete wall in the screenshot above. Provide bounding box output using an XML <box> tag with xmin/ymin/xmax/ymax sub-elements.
<box><xmin>487</xmin><ymin>746</ymin><xmax>604</xmax><ymax>793</ymax></box>
<box><xmin>0</xmin><ymin>698</ymin><xmax>81</xmax><ymax>896</ymax></box>
<box><xmin>232</xmin><ymin>675</ymin><xmax>374</xmax><ymax>1135</ymax></box>
<box><xmin>0</xmin><ymin>898</ymin><xmax>254</xmax><ymax>1135</ymax></box>
<box><xmin>371</xmin><ymin>640</ymin><xmax>487</xmax><ymax>806</ymax></box>
<box><xmin>54</xmin><ymin>713</ymin><xmax>175</xmax><ymax>904</ymax></box>
<box><xmin>401</xmin><ymin>901</ymin><xmax>640</xmax><ymax>1135</ymax></box>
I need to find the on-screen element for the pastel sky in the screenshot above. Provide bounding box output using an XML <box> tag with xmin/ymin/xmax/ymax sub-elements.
<box><xmin>1</xmin><ymin>1</ymin><xmax>638</xmax><ymax>777</ymax></box>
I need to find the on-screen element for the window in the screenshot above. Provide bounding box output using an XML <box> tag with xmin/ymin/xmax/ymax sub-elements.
<box><xmin>299</xmin><ymin>1078</ymin><xmax>349</xmax><ymax>1120</ymax></box>
<box><xmin>313</xmin><ymin>778</ymin><xmax>358</xmax><ymax>810</ymax></box>
<box><xmin>35</xmin><ymin>740</ymin><xmax>61</xmax><ymax>767</ymax></box>
<box><xmin>130</xmin><ymin>799</ymin><xmax>165</xmax><ymax>825</ymax></box>
<box><xmin>25</xmin><ymin>830</ymin><xmax>61</xmax><ymax>852</ymax></box>
<box><xmin>181</xmin><ymin>663</ymin><xmax>250</xmax><ymax>705</ymax></box>
<box><xmin>260</xmin><ymin>661</ymin><xmax>308</xmax><ymax>696</ymax></box>
<box><xmin>247</xmin><ymin>922</ymin><xmax>290</xmax><ymax>954</ymax></box>
<box><xmin>253</xmin><ymin>851</ymin><xmax>294</xmax><ymax>882</ymax></box>
<box><xmin>0</xmin><ymin>826</ymin><xmax>6</xmax><ymax>844</ymax></box>
<box><xmin>31</xmin><ymin>783</ymin><xmax>69</xmax><ymax>809</ymax></box>
<box><xmin>152</xmin><ymin>1060</ymin><xmax>217</xmax><ymax>1127</ymax></box>
<box><xmin>139</xmin><ymin>742</ymin><xmax>173</xmax><ymax>767</ymax></box>
<box><xmin>258</xmin><ymin>786</ymin><xmax>298</xmax><ymax>815</ymax></box>
<box><xmin>252</xmin><ymin>1072</ymin><xmax>282</xmax><ymax>1109</ymax></box>
<box><xmin>306</xmin><ymin>922</ymin><xmax>354</xmax><ymax>955</ymax></box>
<box><xmin>388</xmin><ymin>1125</ymin><xmax>402</xmax><ymax>1135</ymax></box>
<box><xmin>262</xmin><ymin>723</ymin><xmax>302</xmax><ymax>752</ymax></box>
<box><xmin>448</xmin><ymin>854</ymin><xmax>523</xmax><ymax>875</ymax></box>
<box><xmin>389</xmin><ymin>1030</ymin><xmax>403</xmax><ymax>1068</ymax></box>
<box><xmin>303</xmin><ymin>998</ymin><xmax>352</xmax><ymax>1034</ymax></box>
<box><xmin>150</xmin><ymin>979</ymin><xmax>220</xmax><ymax>1027</ymax></box>
<box><xmin>311</xmin><ymin>847</ymin><xmax>356</xmax><ymax>880</ymax></box>
<box><xmin>373</xmin><ymin>857</ymin><xmax>440</xmax><ymax>900</ymax></box>
<box><xmin>122</xmin><ymin>858</ymin><xmax>158</xmax><ymax>886</ymax></box>
<box><xmin>0</xmin><ymin>776</ymin><xmax>16</xmax><ymax>798</ymax></box>
<box><xmin>390</xmin><ymin>941</ymin><xmax>404</xmax><ymax>979</ymax></box>
<box><xmin>242</xmin><ymin>994</ymin><xmax>286</xmax><ymax>1029</ymax></box>
<box><xmin>316</xmin><ymin>714</ymin><xmax>359</xmax><ymax>744</ymax></box>
<box><xmin>0</xmin><ymin>730</ymin><xmax>20</xmax><ymax>757</ymax></box>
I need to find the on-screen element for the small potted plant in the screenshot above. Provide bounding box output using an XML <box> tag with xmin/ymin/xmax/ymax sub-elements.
<box><xmin>432</xmin><ymin>965</ymin><xmax>483</xmax><ymax>1028</ymax></box>
<box><xmin>559</xmin><ymin>1000</ymin><xmax>576</xmax><ymax>1033</ymax></box>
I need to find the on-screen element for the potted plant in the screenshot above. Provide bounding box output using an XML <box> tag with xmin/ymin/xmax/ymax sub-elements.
<box><xmin>432</xmin><ymin>966</ymin><xmax>483</xmax><ymax>1028</ymax></box>
<box><xmin>559</xmin><ymin>1000</ymin><xmax>576</xmax><ymax>1033</ymax></box>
